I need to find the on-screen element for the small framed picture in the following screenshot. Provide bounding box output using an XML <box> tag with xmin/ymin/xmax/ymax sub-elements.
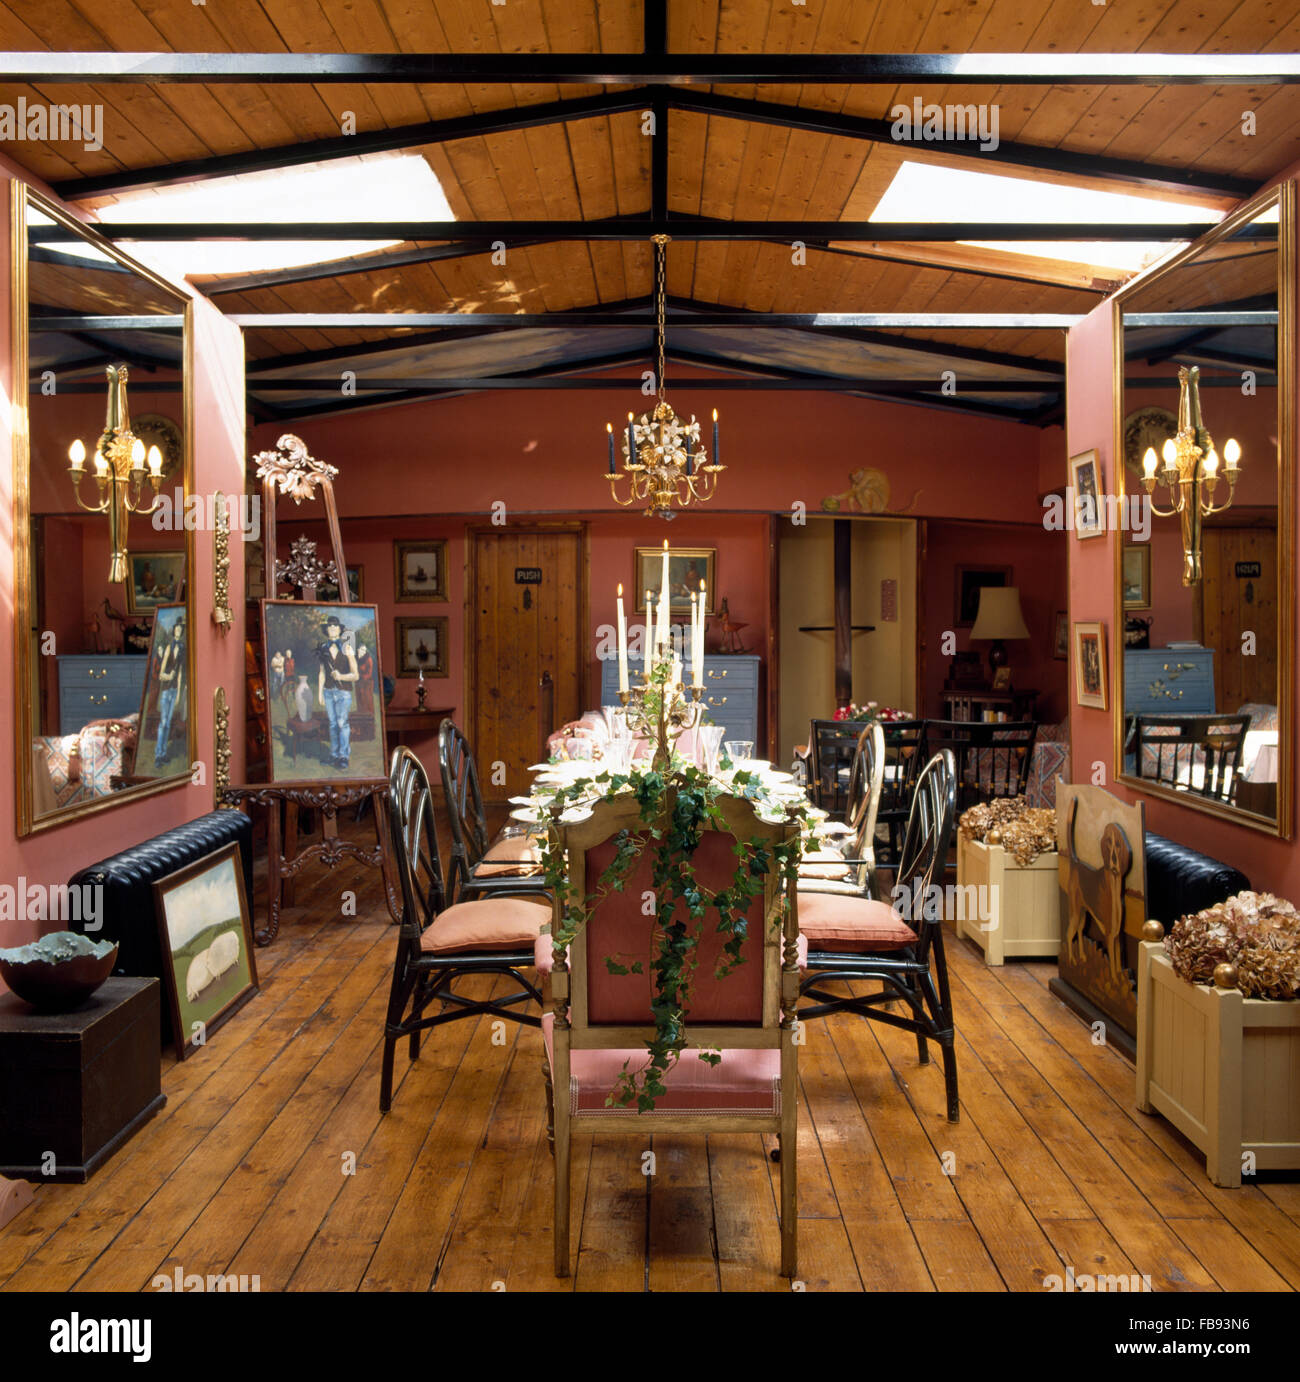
<box><xmin>319</xmin><ymin>564</ymin><xmax>364</xmax><ymax>603</ymax></box>
<box><xmin>1074</xmin><ymin>620</ymin><xmax>1108</xmax><ymax>710</ymax></box>
<box><xmin>395</xmin><ymin>615</ymin><xmax>449</xmax><ymax>677</ymax></box>
<box><xmin>394</xmin><ymin>541</ymin><xmax>447</xmax><ymax>602</ymax></box>
<box><xmin>153</xmin><ymin>843</ymin><xmax>258</xmax><ymax>1060</ymax></box>
<box><xmin>136</xmin><ymin>603</ymin><xmax>189</xmax><ymax>780</ymax></box>
<box><xmin>1070</xmin><ymin>449</ymin><xmax>1105</xmax><ymax>538</ymax></box>
<box><xmin>634</xmin><ymin>547</ymin><xmax>716</xmax><ymax>615</ymax></box>
<box><xmin>1053</xmin><ymin>610</ymin><xmax>1069</xmax><ymax>661</ymax></box>
<box><xmin>1122</xmin><ymin>543</ymin><xmax>1151</xmax><ymax>609</ymax></box>
<box><xmin>992</xmin><ymin>666</ymin><xmax>1012</xmax><ymax>690</ymax></box>
<box><xmin>954</xmin><ymin>564</ymin><xmax>1010</xmax><ymax>628</ymax></box>
<box><xmin>127</xmin><ymin>550</ymin><xmax>186</xmax><ymax>611</ymax></box>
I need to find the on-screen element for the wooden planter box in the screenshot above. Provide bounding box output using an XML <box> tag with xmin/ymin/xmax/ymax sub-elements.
<box><xmin>955</xmin><ymin>835</ymin><xmax>1061</xmax><ymax>967</ymax></box>
<box><xmin>1136</xmin><ymin>942</ymin><xmax>1300</xmax><ymax>1188</ymax></box>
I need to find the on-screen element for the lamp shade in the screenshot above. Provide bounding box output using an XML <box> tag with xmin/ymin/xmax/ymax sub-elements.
<box><xmin>970</xmin><ymin>586</ymin><xmax>1030</xmax><ymax>641</ymax></box>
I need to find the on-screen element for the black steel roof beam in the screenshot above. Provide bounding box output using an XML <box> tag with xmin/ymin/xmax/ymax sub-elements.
<box><xmin>225</xmin><ymin>309</ymin><xmax>1084</xmax><ymax>329</ymax></box>
<box><xmin>248</xmin><ymin>376</ymin><xmax>1059</xmax><ymax>393</ymax></box>
<box><xmin>651</xmin><ymin>98</ymin><xmax>668</xmax><ymax>224</ymax></box>
<box><xmin>644</xmin><ymin>1</ymin><xmax>667</xmax><ymax>56</ymax></box>
<box><xmin>5</xmin><ymin>52</ymin><xmax>1299</xmax><ymax>85</ymax></box>
<box><xmin>671</xmin><ymin>91</ymin><xmax>1256</xmax><ymax>200</ymax></box>
<box><xmin>1168</xmin><ymin>348</ymin><xmax>1277</xmax><ymax>373</ymax></box>
<box><xmin>53</xmin><ymin>89</ymin><xmax>653</xmax><ymax>201</ymax></box>
<box><xmin>35</xmin><ymin>218</ymin><xmax>1233</xmax><ymax>243</ymax></box>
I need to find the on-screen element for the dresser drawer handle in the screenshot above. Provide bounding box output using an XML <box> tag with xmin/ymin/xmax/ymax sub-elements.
<box><xmin>89</xmin><ymin>693</ymin><xmax>108</xmax><ymax>705</ymax></box>
<box><xmin>88</xmin><ymin>667</ymin><xmax>109</xmax><ymax>679</ymax></box>
<box><xmin>707</xmin><ymin>668</ymin><xmax>728</xmax><ymax>678</ymax></box>
<box><xmin>708</xmin><ymin>695</ymin><xmax>728</xmax><ymax>707</ymax></box>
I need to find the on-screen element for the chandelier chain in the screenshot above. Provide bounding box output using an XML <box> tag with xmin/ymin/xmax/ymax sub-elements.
<box><xmin>652</xmin><ymin>232</ymin><xmax>669</xmax><ymax>397</ymax></box>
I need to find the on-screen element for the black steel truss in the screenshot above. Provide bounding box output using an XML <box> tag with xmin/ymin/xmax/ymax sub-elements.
<box><xmin>4</xmin><ymin>51</ymin><xmax>1298</xmax><ymax>85</ymax></box>
<box><xmin>30</xmin><ymin>218</ymin><xmax>1235</xmax><ymax>244</ymax></box>
<box><xmin>52</xmin><ymin>85</ymin><xmax>1254</xmax><ymax>204</ymax></box>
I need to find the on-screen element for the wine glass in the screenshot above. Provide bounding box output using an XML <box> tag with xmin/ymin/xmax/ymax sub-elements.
<box><xmin>699</xmin><ymin>724</ymin><xmax>725</xmax><ymax>777</ymax></box>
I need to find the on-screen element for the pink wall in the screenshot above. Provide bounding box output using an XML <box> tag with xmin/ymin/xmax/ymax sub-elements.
<box><xmin>924</xmin><ymin>519</ymin><xmax>1069</xmax><ymax>724</ymax></box>
<box><xmin>1</xmin><ymin>172</ymin><xmax>248</xmax><ymax>974</ymax></box>
<box><xmin>251</xmin><ymin>371</ymin><xmax>1046</xmax><ymax>525</ymax></box>
<box><xmin>1065</xmin><ymin>196</ymin><xmax>1300</xmax><ymax>893</ymax></box>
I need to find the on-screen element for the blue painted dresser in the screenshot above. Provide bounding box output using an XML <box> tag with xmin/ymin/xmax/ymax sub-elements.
<box><xmin>1122</xmin><ymin>648</ymin><xmax>1216</xmax><ymax>715</ymax></box>
<box><xmin>599</xmin><ymin>655</ymin><xmax>763</xmax><ymax>750</ymax></box>
<box><xmin>58</xmin><ymin>655</ymin><xmax>148</xmax><ymax>735</ymax></box>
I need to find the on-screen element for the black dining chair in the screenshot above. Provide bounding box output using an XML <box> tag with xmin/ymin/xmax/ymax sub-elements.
<box><xmin>798</xmin><ymin>749</ymin><xmax>961</xmax><ymax>1121</ymax></box>
<box><xmin>919</xmin><ymin>719</ymin><xmax>1036</xmax><ymax>817</ymax></box>
<box><xmin>798</xmin><ymin>721</ymin><xmax>884</xmax><ymax>900</ymax></box>
<box><xmin>1130</xmin><ymin>713</ymin><xmax>1251</xmax><ymax>803</ymax></box>
<box><xmin>438</xmin><ymin>717</ymin><xmax>550</xmax><ymax>901</ymax></box>
<box><xmin>806</xmin><ymin>718</ymin><xmax>869</xmax><ymax>820</ymax></box>
<box><xmin>875</xmin><ymin>720</ymin><xmax>926</xmax><ymax>869</ymax></box>
<box><xmin>380</xmin><ymin>747</ymin><xmax>550</xmax><ymax>1113</ymax></box>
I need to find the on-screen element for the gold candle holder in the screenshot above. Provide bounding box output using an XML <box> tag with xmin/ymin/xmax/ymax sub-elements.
<box><xmin>619</xmin><ymin>656</ymin><xmax>703</xmax><ymax>772</ymax></box>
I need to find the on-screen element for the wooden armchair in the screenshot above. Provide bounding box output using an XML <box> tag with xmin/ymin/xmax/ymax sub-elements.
<box><xmin>1129</xmin><ymin>713</ymin><xmax>1250</xmax><ymax>804</ymax></box>
<box><xmin>539</xmin><ymin>790</ymin><xmax>801</xmax><ymax>1278</ymax></box>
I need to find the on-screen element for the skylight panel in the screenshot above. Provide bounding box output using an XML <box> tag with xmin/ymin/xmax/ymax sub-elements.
<box><xmin>91</xmin><ymin>152</ymin><xmax>454</xmax><ymax>279</ymax></box>
<box><xmin>871</xmin><ymin>162</ymin><xmax>1225</xmax><ymax>274</ymax></box>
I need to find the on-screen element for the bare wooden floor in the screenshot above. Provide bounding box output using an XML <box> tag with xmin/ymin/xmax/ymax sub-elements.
<box><xmin>2</xmin><ymin>837</ymin><xmax>1298</xmax><ymax>1293</ymax></box>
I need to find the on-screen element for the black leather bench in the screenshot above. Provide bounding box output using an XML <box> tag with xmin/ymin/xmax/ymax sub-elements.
<box><xmin>68</xmin><ymin>809</ymin><xmax>254</xmax><ymax>1045</ymax></box>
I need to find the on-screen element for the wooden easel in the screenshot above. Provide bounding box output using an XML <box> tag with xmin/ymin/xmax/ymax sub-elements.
<box><xmin>224</xmin><ymin>449</ymin><xmax>399</xmax><ymax>945</ymax></box>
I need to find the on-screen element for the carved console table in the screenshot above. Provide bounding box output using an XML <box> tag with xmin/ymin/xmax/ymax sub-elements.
<box><xmin>221</xmin><ymin>781</ymin><xmax>400</xmax><ymax>945</ymax></box>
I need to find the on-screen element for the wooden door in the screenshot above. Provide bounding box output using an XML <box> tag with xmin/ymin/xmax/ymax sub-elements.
<box><xmin>1200</xmin><ymin>527</ymin><xmax>1277</xmax><ymax>708</ymax></box>
<box><xmin>469</xmin><ymin>525</ymin><xmax>585</xmax><ymax>801</ymax></box>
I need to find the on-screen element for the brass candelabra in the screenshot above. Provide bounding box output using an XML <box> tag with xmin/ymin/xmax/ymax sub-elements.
<box><xmin>619</xmin><ymin>655</ymin><xmax>703</xmax><ymax>772</ymax></box>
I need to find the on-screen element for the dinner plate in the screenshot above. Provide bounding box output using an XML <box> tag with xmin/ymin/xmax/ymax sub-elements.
<box><xmin>510</xmin><ymin>807</ymin><xmax>540</xmax><ymax>823</ymax></box>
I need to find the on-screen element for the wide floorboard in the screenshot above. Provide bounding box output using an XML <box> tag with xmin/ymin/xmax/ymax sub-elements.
<box><xmin>2</xmin><ymin>825</ymin><xmax>1297</xmax><ymax>1294</ymax></box>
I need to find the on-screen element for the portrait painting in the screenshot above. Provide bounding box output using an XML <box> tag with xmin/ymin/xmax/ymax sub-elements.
<box><xmin>136</xmin><ymin>602</ymin><xmax>189</xmax><ymax>780</ymax></box>
<box><xmin>262</xmin><ymin>600</ymin><xmax>387</xmax><ymax>783</ymax></box>
<box><xmin>634</xmin><ymin>547</ymin><xmax>717</xmax><ymax>615</ymax></box>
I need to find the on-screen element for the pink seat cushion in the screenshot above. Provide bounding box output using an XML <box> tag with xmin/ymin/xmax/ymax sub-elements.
<box><xmin>476</xmin><ymin>834</ymin><xmax>544</xmax><ymax>878</ymax></box>
<box><xmin>798</xmin><ymin>847</ymin><xmax>851</xmax><ymax>881</ymax></box>
<box><xmin>542</xmin><ymin>1013</ymin><xmax>782</xmax><ymax>1116</ymax></box>
<box><xmin>420</xmin><ymin>898</ymin><xmax>551</xmax><ymax>955</ymax></box>
<box><xmin>535</xmin><ymin>929</ymin><xmax>808</xmax><ymax>973</ymax></box>
<box><xmin>796</xmin><ymin>892</ymin><xmax>916</xmax><ymax>952</ymax></box>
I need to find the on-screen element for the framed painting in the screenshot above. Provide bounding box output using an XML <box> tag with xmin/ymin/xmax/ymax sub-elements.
<box><xmin>954</xmin><ymin>564</ymin><xmax>1010</xmax><ymax>628</ymax></box>
<box><xmin>1074</xmin><ymin>620</ymin><xmax>1108</xmax><ymax>710</ymax></box>
<box><xmin>1123</xmin><ymin>406</ymin><xmax>1177</xmax><ymax>478</ymax></box>
<box><xmin>319</xmin><ymin>564</ymin><xmax>364</xmax><ymax>602</ymax></box>
<box><xmin>135</xmin><ymin>603</ymin><xmax>189</xmax><ymax>780</ymax></box>
<box><xmin>261</xmin><ymin>599</ymin><xmax>387</xmax><ymax>784</ymax></box>
<box><xmin>1070</xmin><ymin>449</ymin><xmax>1105</xmax><ymax>538</ymax></box>
<box><xmin>394</xmin><ymin>540</ymin><xmax>447</xmax><ymax>601</ymax></box>
<box><xmin>1053</xmin><ymin>610</ymin><xmax>1069</xmax><ymax>661</ymax></box>
<box><xmin>1122</xmin><ymin>543</ymin><xmax>1151</xmax><ymax>609</ymax></box>
<box><xmin>153</xmin><ymin>843</ymin><xmax>258</xmax><ymax>1060</ymax></box>
<box><xmin>395</xmin><ymin>615</ymin><xmax>449</xmax><ymax>677</ymax></box>
<box><xmin>633</xmin><ymin>547</ymin><xmax>716</xmax><ymax>614</ymax></box>
<box><xmin>127</xmin><ymin>550</ymin><xmax>186</xmax><ymax>611</ymax></box>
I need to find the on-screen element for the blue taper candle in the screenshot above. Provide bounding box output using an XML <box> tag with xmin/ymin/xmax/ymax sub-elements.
<box><xmin>627</xmin><ymin>414</ymin><xmax>636</xmax><ymax>466</ymax></box>
<box><xmin>685</xmin><ymin>430</ymin><xmax>693</xmax><ymax>476</ymax></box>
<box><xmin>606</xmin><ymin>422</ymin><xmax>615</xmax><ymax>473</ymax></box>
<box><xmin>712</xmin><ymin>408</ymin><xmax>719</xmax><ymax>465</ymax></box>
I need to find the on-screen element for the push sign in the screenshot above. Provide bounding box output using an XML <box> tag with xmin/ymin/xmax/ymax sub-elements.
<box><xmin>515</xmin><ymin>567</ymin><xmax>543</xmax><ymax>584</ymax></box>
<box><xmin>1235</xmin><ymin>561</ymin><xmax>1262</xmax><ymax>578</ymax></box>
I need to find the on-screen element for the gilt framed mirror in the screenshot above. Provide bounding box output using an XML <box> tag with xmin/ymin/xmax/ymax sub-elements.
<box><xmin>1112</xmin><ymin>183</ymin><xmax>1294</xmax><ymax>836</ymax></box>
<box><xmin>12</xmin><ymin>182</ymin><xmax>194</xmax><ymax>835</ymax></box>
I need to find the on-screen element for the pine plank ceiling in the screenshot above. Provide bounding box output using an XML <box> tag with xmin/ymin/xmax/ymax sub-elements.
<box><xmin>2</xmin><ymin>0</ymin><xmax>1296</xmax><ymax>423</ymax></box>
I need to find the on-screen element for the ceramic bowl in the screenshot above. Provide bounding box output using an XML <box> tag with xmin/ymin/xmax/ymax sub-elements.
<box><xmin>0</xmin><ymin>932</ymin><xmax>119</xmax><ymax>1012</ymax></box>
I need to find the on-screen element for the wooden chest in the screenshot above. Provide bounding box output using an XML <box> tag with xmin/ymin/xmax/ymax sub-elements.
<box><xmin>0</xmin><ymin>977</ymin><xmax>165</xmax><ymax>1183</ymax></box>
<box><xmin>1123</xmin><ymin>648</ymin><xmax>1216</xmax><ymax>715</ymax></box>
<box><xmin>57</xmin><ymin>654</ymin><xmax>148</xmax><ymax>734</ymax></box>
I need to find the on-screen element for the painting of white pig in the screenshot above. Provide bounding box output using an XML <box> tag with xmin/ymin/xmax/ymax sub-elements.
<box><xmin>153</xmin><ymin>843</ymin><xmax>258</xmax><ymax>1059</ymax></box>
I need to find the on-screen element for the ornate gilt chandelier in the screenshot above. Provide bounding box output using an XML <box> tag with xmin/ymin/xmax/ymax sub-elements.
<box><xmin>67</xmin><ymin>363</ymin><xmax>164</xmax><ymax>584</ymax></box>
<box><xmin>605</xmin><ymin>234</ymin><xmax>723</xmax><ymax>519</ymax></box>
<box><xmin>1140</xmin><ymin>365</ymin><xmax>1242</xmax><ymax>586</ymax></box>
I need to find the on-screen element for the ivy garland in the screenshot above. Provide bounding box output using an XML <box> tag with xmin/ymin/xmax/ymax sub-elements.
<box><xmin>538</xmin><ymin>758</ymin><xmax>811</xmax><ymax>1111</ymax></box>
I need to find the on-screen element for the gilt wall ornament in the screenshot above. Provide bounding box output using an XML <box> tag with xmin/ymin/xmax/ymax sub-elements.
<box><xmin>212</xmin><ymin>488</ymin><xmax>233</xmax><ymax>630</ymax></box>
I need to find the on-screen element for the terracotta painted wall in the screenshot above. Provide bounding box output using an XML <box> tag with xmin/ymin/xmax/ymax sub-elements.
<box><xmin>0</xmin><ymin>172</ymin><xmax>247</xmax><ymax>973</ymax></box>
<box><xmin>923</xmin><ymin>519</ymin><xmax>1070</xmax><ymax>725</ymax></box>
<box><xmin>1065</xmin><ymin>203</ymin><xmax>1300</xmax><ymax>896</ymax></box>
<box><xmin>250</xmin><ymin>371</ymin><xmax>1046</xmax><ymax>525</ymax></box>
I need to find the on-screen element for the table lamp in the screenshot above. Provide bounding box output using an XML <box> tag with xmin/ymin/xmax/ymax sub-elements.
<box><xmin>970</xmin><ymin>586</ymin><xmax>1030</xmax><ymax>681</ymax></box>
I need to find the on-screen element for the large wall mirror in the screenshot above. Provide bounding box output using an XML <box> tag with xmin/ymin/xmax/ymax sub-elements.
<box><xmin>1113</xmin><ymin>184</ymin><xmax>1294</xmax><ymax>835</ymax></box>
<box><xmin>13</xmin><ymin>184</ymin><xmax>193</xmax><ymax>835</ymax></box>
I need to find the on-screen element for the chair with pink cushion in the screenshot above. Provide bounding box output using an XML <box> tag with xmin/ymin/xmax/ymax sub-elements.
<box><xmin>798</xmin><ymin>749</ymin><xmax>961</xmax><ymax>1121</ymax></box>
<box><xmin>380</xmin><ymin>747</ymin><xmax>551</xmax><ymax>1114</ymax></box>
<box><xmin>540</xmin><ymin>790</ymin><xmax>801</xmax><ymax>1278</ymax></box>
<box><xmin>438</xmin><ymin>718</ymin><xmax>549</xmax><ymax>902</ymax></box>
<box><xmin>798</xmin><ymin>722</ymin><xmax>884</xmax><ymax>898</ymax></box>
